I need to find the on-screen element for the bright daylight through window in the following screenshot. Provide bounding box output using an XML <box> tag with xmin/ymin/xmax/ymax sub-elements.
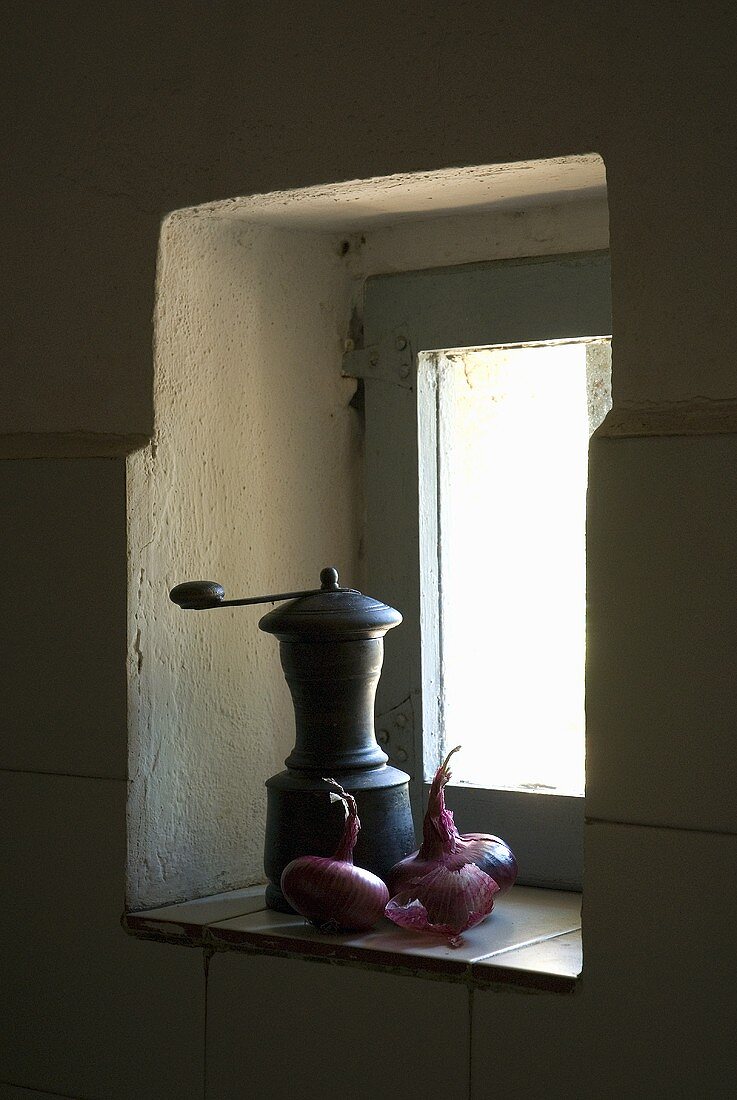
<box><xmin>423</xmin><ymin>337</ymin><xmax>612</xmax><ymax>797</ymax></box>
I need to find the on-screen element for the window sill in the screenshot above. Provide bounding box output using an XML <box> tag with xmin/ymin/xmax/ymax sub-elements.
<box><xmin>123</xmin><ymin>884</ymin><xmax>581</xmax><ymax>993</ymax></box>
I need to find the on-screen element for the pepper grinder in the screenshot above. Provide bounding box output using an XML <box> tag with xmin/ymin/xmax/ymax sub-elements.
<box><xmin>170</xmin><ymin>567</ymin><xmax>416</xmax><ymax>911</ymax></box>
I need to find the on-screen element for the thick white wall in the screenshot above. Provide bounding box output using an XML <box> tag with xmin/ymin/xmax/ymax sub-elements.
<box><xmin>128</xmin><ymin>215</ymin><xmax>360</xmax><ymax>906</ymax></box>
<box><xmin>2</xmin><ymin>3</ymin><xmax>737</xmax><ymax>1097</ymax></box>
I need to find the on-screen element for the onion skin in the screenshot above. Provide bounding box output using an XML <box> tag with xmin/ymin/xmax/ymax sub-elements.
<box><xmin>386</xmin><ymin>863</ymin><xmax>499</xmax><ymax>939</ymax></box>
<box><xmin>281</xmin><ymin>856</ymin><xmax>389</xmax><ymax>932</ymax></box>
<box><xmin>384</xmin><ymin>747</ymin><xmax>517</xmax><ymax>940</ymax></box>
<box><xmin>280</xmin><ymin>779</ymin><xmax>389</xmax><ymax>933</ymax></box>
<box><xmin>388</xmin><ymin>834</ymin><xmax>517</xmax><ymax>899</ymax></box>
<box><xmin>388</xmin><ymin>747</ymin><xmax>518</xmax><ymax>899</ymax></box>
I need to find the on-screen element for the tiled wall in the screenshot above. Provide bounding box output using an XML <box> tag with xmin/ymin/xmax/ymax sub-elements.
<box><xmin>2</xmin><ymin>457</ymin><xmax>737</xmax><ymax>1099</ymax></box>
<box><xmin>3</xmin><ymin>4</ymin><xmax>737</xmax><ymax>1097</ymax></box>
<box><xmin>0</xmin><ymin>461</ymin><xmax>205</xmax><ymax>1098</ymax></box>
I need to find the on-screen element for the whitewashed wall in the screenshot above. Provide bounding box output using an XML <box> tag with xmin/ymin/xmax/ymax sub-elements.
<box><xmin>127</xmin><ymin>216</ymin><xmax>360</xmax><ymax>906</ymax></box>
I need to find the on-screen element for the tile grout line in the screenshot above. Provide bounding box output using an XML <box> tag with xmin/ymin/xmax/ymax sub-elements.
<box><xmin>467</xmin><ymin>984</ymin><xmax>475</xmax><ymax>1100</ymax></box>
<box><xmin>132</xmin><ymin>905</ymin><xmax>268</xmax><ymax>927</ymax></box>
<box><xmin>203</xmin><ymin>946</ymin><xmax>213</xmax><ymax>1100</ymax></box>
<box><xmin>140</xmin><ymin>902</ymin><xmax>578</xmax><ymax>961</ymax></box>
<box><xmin>128</xmin><ymin>892</ymin><xmax>582</xmax><ymax>986</ymax></box>
<box><xmin>203</xmin><ymin>905</ymin><xmax>269</xmax><ymax>930</ymax></box>
<box><xmin>0</xmin><ymin>1079</ymin><xmax>90</xmax><ymax>1098</ymax></box>
<box><xmin>127</xmin><ymin>919</ymin><xmax>580</xmax><ymax>993</ymax></box>
<box><xmin>127</xmin><ymin>896</ymin><xmax>268</xmax><ymax>926</ymax></box>
<box><xmin>470</xmin><ymin>925</ymin><xmax>581</xmax><ymax>965</ymax></box>
<box><xmin>0</xmin><ymin>766</ymin><xmax>126</xmax><ymax>782</ymax></box>
<box><xmin>200</xmin><ymin>916</ymin><xmax>581</xmax><ymax>977</ymax></box>
<box><xmin>586</xmin><ymin>815</ymin><xmax>737</xmax><ymax>839</ymax></box>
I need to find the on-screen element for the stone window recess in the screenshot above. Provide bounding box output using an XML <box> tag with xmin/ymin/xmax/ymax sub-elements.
<box><xmin>127</xmin><ymin>156</ymin><xmax>609</xmax><ymax>914</ymax></box>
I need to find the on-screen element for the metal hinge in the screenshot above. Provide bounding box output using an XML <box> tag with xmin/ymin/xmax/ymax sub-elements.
<box><xmin>342</xmin><ymin>332</ymin><xmax>414</xmax><ymax>390</ymax></box>
<box><xmin>375</xmin><ymin>695</ymin><xmax>415</xmax><ymax>769</ymax></box>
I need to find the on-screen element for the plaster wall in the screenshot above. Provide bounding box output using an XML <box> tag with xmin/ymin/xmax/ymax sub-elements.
<box><xmin>127</xmin><ymin>216</ymin><xmax>360</xmax><ymax>905</ymax></box>
<box><xmin>2</xmin><ymin>3</ymin><xmax>737</xmax><ymax>1097</ymax></box>
<box><xmin>3</xmin><ymin>4</ymin><xmax>735</xmax><ymax>448</ymax></box>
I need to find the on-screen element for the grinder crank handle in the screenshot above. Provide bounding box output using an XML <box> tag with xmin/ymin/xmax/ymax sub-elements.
<box><xmin>169</xmin><ymin>566</ymin><xmax>341</xmax><ymax>610</ymax></box>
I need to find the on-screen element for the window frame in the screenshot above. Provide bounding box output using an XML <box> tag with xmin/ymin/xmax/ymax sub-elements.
<box><xmin>354</xmin><ymin>251</ymin><xmax>612</xmax><ymax>890</ymax></box>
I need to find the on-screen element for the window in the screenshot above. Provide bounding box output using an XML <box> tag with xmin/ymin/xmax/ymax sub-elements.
<box><xmin>349</xmin><ymin>252</ymin><xmax>612</xmax><ymax>889</ymax></box>
<box><xmin>424</xmin><ymin>337</ymin><xmax>611</xmax><ymax>798</ymax></box>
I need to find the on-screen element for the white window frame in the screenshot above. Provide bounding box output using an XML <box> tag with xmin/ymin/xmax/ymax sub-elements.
<box><xmin>350</xmin><ymin>251</ymin><xmax>612</xmax><ymax>890</ymax></box>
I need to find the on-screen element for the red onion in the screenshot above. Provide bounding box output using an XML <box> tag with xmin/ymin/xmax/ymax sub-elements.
<box><xmin>384</xmin><ymin>747</ymin><xmax>517</xmax><ymax>941</ymax></box>
<box><xmin>280</xmin><ymin>779</ymin><xmax>389</xmax><ymax>933</ymax></box>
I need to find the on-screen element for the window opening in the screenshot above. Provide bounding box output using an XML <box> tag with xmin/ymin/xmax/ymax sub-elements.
<box><xmin>423</xmin><ymin>337</ymin><xmax>611</xmax><ymax>799</ymax></box>
<box><xmin>360</xmin><ymin>251</ymin><xmax>612</xmax><ymax>889</ymax></box>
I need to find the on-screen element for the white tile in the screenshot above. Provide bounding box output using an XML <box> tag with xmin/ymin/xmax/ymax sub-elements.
<box><xmin>207</xmin><ymin>885</ymin><xmax>580</xmax><ymax>974</ymax></box>
<box><xmin>473</xmin><ymin>886</ymin><xmax>581</xmax><ymax>956</ymax></box>
<box><xmin>476</xmin><ymin>929</ymin><xmax>582</xmax><ymax>979</ymax></box>
<box><xmin>126</xmin><ymin>884</ymin><xmax>267</xmax><ymax>939</ymax></box>
<box><xmin>206</xmin><ymin>950</ymin><xmax>469</xmax><ymax>1100</ymax></box>
<box><xmin>583</xmin><ymin>820</ymin><xmax>737</xmax><ymax>1003</ymax></box>
<box><xmin>581</xmin><ymin>821</ymin><xmax>737</xmax><ymax>1094</ymax></box>
<box><xmin>0</xmin><ymin>459</ymin><xmax>127</xmax><ymax>778</ymax></box>
<box><xmin>209</xmin><ymin>907</ymin><xmax>482</xmax><ymax>974</ymax></box>
<box><xmin>472</xmin><ymin>822</ymin><xmax>737</xmax><ymax>1099</ymax></box>
<box><xmin>471</xmin><ymin>980</ymin><xmax>584</xmax><ymax>1100</ymax></box>
<box><xmin>0</xmin><ymin>772</ymin><xmax>204</xmax><ymax>1099</ymax></box>
<box><xmin>587</xmin><ymin>434</ymin><xmax>737</xmax><ymax>832</ymax></box>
